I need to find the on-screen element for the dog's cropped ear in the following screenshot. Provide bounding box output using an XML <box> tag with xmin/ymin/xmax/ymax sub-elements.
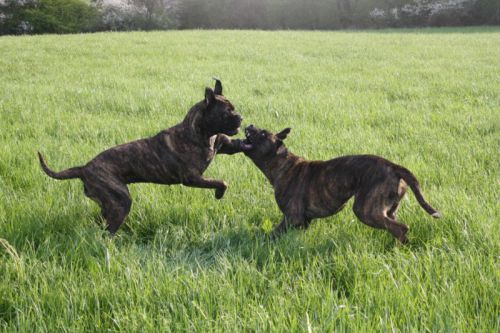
<box><xmin>213</xmin><ymin>78</ymin><xmax>223</xmax><ymax>95</ymax></box>
<box><xmin>276</xmin><ymin>128</ymin><xmax>291</xmax><ymax>140</ymax></box>
<box><xmin>205</xmin><ymin>87</ymin><xmax>216</xmax><ymax>105</ymax></box>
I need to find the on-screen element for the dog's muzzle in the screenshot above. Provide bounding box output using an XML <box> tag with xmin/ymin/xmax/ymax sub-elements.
<box><xmin>244</xmin><ymin>124</ymin><xmax>258</xmax><ymax>143</ymax></box>
<box><xmin>225</xmin><ymin>115</ymin><xmax>242</xmax><ymax>136</ymax></box>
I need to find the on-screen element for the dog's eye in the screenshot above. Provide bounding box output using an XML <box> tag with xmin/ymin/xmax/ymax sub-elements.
<box><xmin>260</xmin><ymin>132</ymin><xmax>266</xmax><ymax>137</ymax></box>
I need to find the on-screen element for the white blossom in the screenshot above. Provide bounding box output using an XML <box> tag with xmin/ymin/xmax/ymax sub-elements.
<box><xmin>18</xmin><ymin>20</ymin><xmax>33</xmax><ymax>32</ymax></box>
<box><xmin>400</xmin><ymin>0</ymin><xmax>476</xmax><ymax>17</ymax></box>
<box><xmin>369</xmin><ymin>8</ymin><xmax>386</xmax><ymax>19</ymax></box>
<box><xmin>391</xmin><ymin>8</ymin><xmax>399</xmax><ymax>20</ymax></box>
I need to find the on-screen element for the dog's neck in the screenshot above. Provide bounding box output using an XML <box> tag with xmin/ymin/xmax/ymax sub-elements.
<box><xmin>253</xmin><ymin>148</ymin><xmax>303</xmax><ymax>186</ymax></box>
<box><xmin>181</xmin><ymin>101</ymin><xmax>212</xmax><ymax>145</ymax></box>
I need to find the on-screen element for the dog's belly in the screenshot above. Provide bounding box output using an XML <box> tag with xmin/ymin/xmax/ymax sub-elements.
<box><xmin>305</xmin><ymin>194</ymin><xmax>351</xmax><ymax>219</ymax></box>
<box><xmin>123</xmin><ymin>163</ymin><xmax>183</xmax><ymax>185</ymax></box>
<box><xmin>125</xmin><ymin>148</ymin><xmax>214</xmax><ymax>185</ymax></box>
<box><xmin>304</xmin><ymin>171</ymin><xmax>356</xmax><ymax>219</ymax></box>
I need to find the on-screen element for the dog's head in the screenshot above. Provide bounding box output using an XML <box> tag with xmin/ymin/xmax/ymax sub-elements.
<box><xmin>200</xmin><ymin>79</ymin><xmax>242</xmax><ymax>137</ymax></box>
<box><xmin>243</xmin><ymin>124</ymin><xmax>291</xmax><ymax>161</ymax></box>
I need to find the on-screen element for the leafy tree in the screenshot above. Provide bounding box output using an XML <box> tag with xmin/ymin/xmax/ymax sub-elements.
<box><xmin>0</xmin><ymin>0</ymin><xmax>37</xmax><ymax>34</ymax></box>
<box><xmin>1</xmin><ymin>0</ymin><xmax>98</xmax><ymax>34</ymax></box>
<box><xmin>2</xmin><ymin>0</ymin><xmax>499</xmax><ymax>35</ymax></box>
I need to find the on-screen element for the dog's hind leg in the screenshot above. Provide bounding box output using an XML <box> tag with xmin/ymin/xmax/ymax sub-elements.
<box><xmin>353</xmin><ymin>186</ymin><xmax>409</xmax><ymax>243</ymax></box>
<box><xmin>354</xmin><ymin>207</ymin><xmax>409</xmax><ymax>243</ymax></box>
<box><xmin>352</xmin><ymin>195</ymin><xmax>385</xmax><ymax>230</ymax></box>
<box><xmin>387</xmin><ymin>202</ymin><xmax>400</xmax><ymax>220</ymax></box>
<box><xmin>83</xmin><ymin>179</ymin><xmax>132</xmax><ymax>234</ymax></box>
<box><xmin>387</xmin><ymin>179</ymin><xmax>407</xmax><ymax>220</ymax></box>
<box><xmin>102</xmin><ymin>191</ymin><xmax>132</xmax><ymax>235</ymax></box>
<box><xmin>376</xmin><ymin>215</ymin><xmax>409</xmax><ymax>244</ymax></box>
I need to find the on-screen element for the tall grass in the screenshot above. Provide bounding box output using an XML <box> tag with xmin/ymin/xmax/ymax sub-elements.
<box><xmin>0</xmin><ymin>28</ymin><xmax>499</xmax><ymax>331</ymax></box>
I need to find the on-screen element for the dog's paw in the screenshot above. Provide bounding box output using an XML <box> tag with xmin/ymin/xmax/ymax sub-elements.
<box><xmin>398</xmin><ymin>225</ymin><xmax>409</xmax><ymax>244</ymax></box>
<box><xmin>239</xmin><ymin>140</ymin><xmax>253</xmax><ymax>151</ymax></box>
<box><xmin>215</xmin><ymin>182</ymin><xmax>228</xmax><ymax>199</ymax></box>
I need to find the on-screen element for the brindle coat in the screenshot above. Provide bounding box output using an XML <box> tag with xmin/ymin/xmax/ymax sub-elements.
<box><xmin>38</xmin><ymin>80</ymin><xmax>250</xmax><ymax>234</ymax></box>
<box><xmin>243</xmin><ymin>125</ymin><xmax>440</xmax><ymax>243</ymax></box>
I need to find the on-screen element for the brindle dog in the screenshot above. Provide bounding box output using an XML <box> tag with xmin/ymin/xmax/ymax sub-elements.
<box><xmin>243</xmin><ymin>125</ymin><xmax>440</xmax><ymax>243</ymax></box>
<box><xmin>38</xmin><ymin>80</ymin><xmax>251</xmax><ymax>234</ymax></box>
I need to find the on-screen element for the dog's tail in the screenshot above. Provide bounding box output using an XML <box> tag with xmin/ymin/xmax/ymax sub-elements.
<box><xmin>37</xmin><ymin>152</ymin><xmax>83</xmax><ymax>180</ymax></box>
<box><xmin>395</xmin><ymin>166</ymin><xmax>441</xmax><ymax>218</ymax></box>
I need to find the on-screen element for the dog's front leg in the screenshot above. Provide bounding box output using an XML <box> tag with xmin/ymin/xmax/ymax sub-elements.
<box><xmin>216</xmin><ymin>134</ymin><xmax>252</xmax><ymax>155</ymax></box>
<box><xmin>182</xmin><ymin>176</ymin><xmax>228</xmax><ymax>199</ymax></box>
<box><xmin>271</xmin><ymin>215</ymin><xmax>305</xmax><ymax>240</ymax></box>
<box><xmin>271</xmin><ymin>218</ymin><xmax>288</xmax><ymax>240</ymax></box>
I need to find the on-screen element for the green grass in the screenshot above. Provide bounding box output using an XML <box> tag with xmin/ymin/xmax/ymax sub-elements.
<box><xmin>1</xmin><ymin>27</ymin><xmax>499</xmax><ymax>332</ymax></box>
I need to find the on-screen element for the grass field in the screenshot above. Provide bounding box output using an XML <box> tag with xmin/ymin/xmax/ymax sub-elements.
<box><xmin>1</xmin><ymin>27</ymin><xmax>499</xmax><ymax>331</ymax></box>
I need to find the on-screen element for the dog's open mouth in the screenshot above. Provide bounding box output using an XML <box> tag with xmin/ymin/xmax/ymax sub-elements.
<box><xmin>244</xmin><ymin>127</ymin><xmax>258</xmax><ymax>144</ymax></box>
<box><xmin>244</xmin><ymin>128</ymin><xmax>252</xmax><ymax>144</ymax></box>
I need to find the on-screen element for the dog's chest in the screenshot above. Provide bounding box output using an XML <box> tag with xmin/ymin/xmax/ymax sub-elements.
<box><xmin>154</xmin><ymin>131</ymin><xmax>215</xmax><ymax>178</ymax></box>
<box><xmin>182</xmin><ymin>144</ymin><xmax>215</xmax><ymax>174</ymax></box>
<box><xmin>206</xmin><ymin>135</ymin><xmax>217</xmax><ymax>161</ymax></box>
<box><xmin>185</xmin><ymin>136</ymin><xmax>218</xmax><ymax>172</ymax></box>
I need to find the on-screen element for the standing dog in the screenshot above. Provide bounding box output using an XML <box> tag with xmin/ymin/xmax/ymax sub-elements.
<box><xmin>243</xmin><ymin>125</ymin><xmax>440</xmax><ymax>243</ymax></box>
<box><xmin>38</xmin><ymin>80</ymin><xmax>250</xmax><ymax>233</ymax></box>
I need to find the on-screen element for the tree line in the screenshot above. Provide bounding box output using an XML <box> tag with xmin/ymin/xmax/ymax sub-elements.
<box><xmin>1</xmin><ymin>0</ymin><xmax>499</xmax><ymax>35</ymax></box>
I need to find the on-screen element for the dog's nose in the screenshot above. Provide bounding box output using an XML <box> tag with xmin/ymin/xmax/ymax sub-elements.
<box><xmin>247</xmin><ymin>124</ymin><xmax>254</xmax><ymax>129</ymax></box>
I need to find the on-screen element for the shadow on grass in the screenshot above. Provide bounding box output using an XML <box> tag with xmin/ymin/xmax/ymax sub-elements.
<box><xmin>5</xmin><ymin>204</ymin><xmax>438</xmax><ymax>264</ymax></box>
<box><xmin>1</xmin><ymin>207</ymin><xmax>111</xmax><ymax>266</ymax></box>
<box><xmin>165</xmin><ymin>224</ymin><xmax>357</xmax><ymax>298</ymax></box>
